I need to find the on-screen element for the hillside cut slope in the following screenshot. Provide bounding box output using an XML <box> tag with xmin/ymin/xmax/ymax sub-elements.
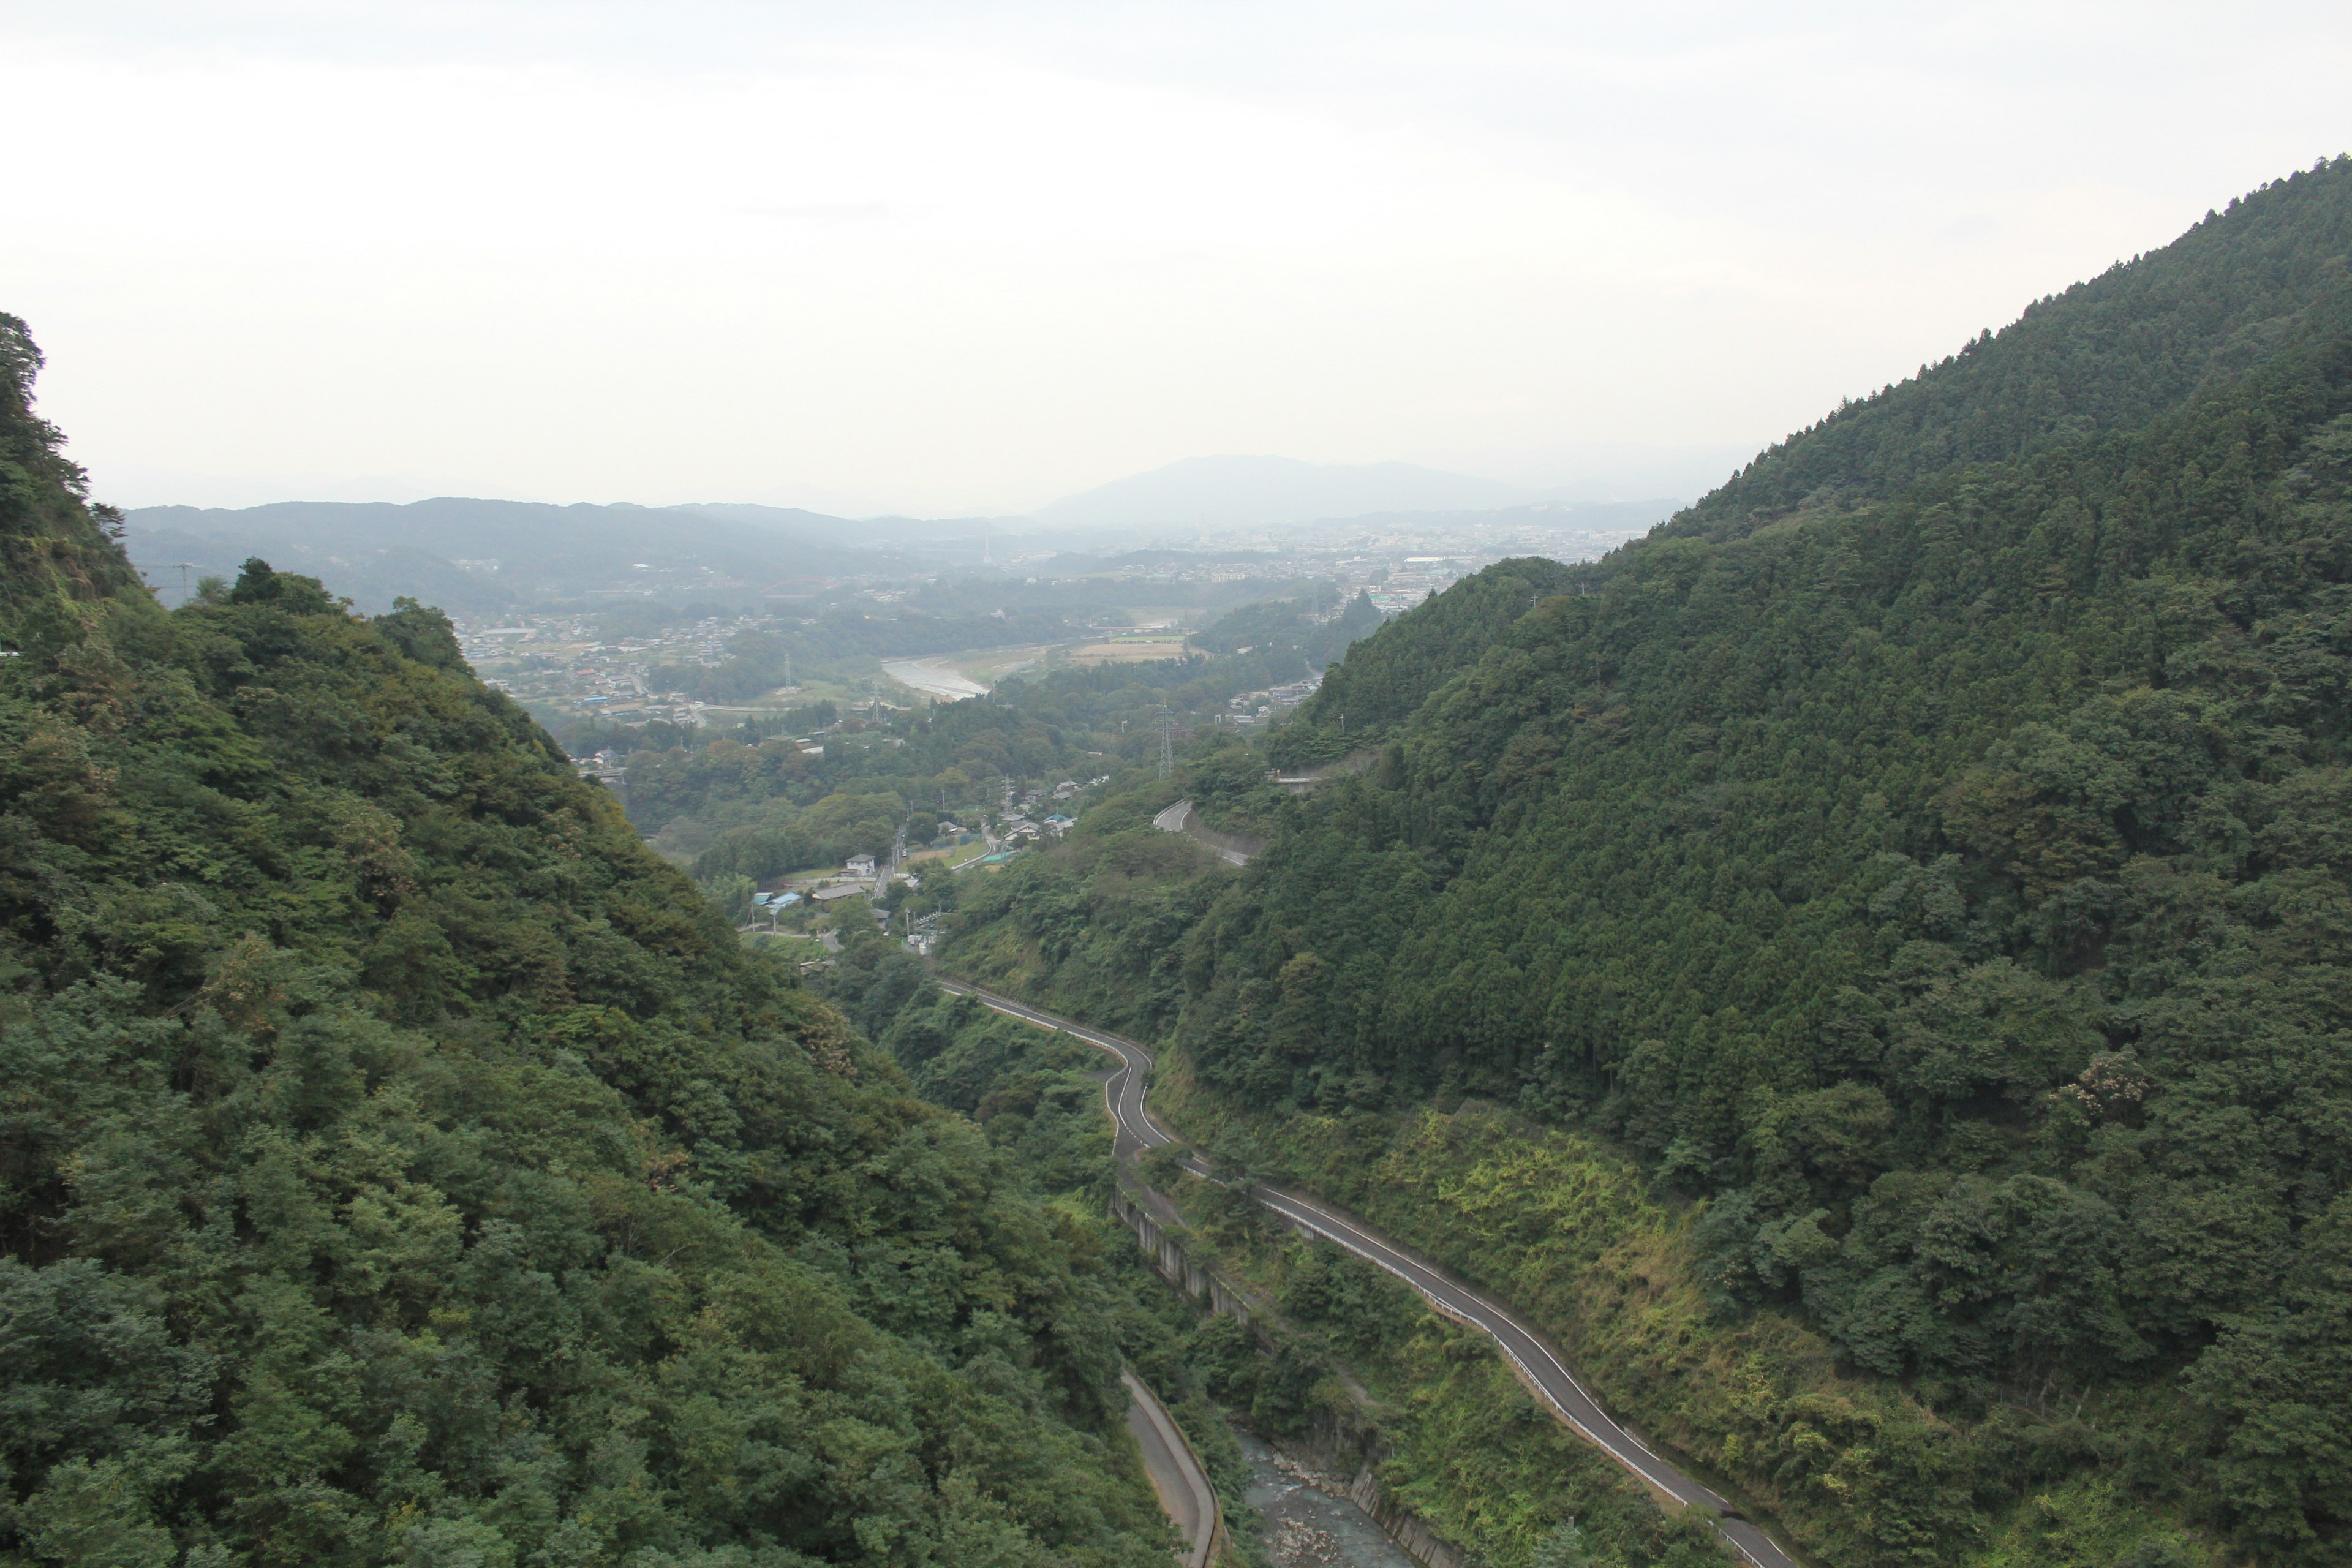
<box><xmin>0</xmin><ymin>314</ymin><xmax>1173</xmax><ymax>1568</ymax></box>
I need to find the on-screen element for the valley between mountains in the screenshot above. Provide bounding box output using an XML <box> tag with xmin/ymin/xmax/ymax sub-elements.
<box><xmin>932</xmin><ymin>976</ymin><xmax>1803</xmax><ymax>1568</ymax></box>
<box><xmin>7</xmin><ymin>157</ymin><xmax>2352</xmax><ymax>1568</ymax></box>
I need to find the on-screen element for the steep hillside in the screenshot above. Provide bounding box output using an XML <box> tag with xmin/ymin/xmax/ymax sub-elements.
<box><xmin>1678</xmin><ymin>159</ymin><xmax>2352</xmax><ymax>535</ymax></box>
<box><xmin>1270</xmin><ymin>557</ymin><xmax>1579</xmax><ymax>760</ymax></box>
<box><xmin>937</xmin><ymin>162</ymin><xmax>2352</xmax><ymax>1567</ymax></box>
<box><xmin>0</xmin><ymin>317</ymin><xmax>1174</xmax><ymax>1567</ymax></box>
<box><xmin>0</xmin><ymin>315</ymin><xmax>143</xmax><ymax>630</ymax></box>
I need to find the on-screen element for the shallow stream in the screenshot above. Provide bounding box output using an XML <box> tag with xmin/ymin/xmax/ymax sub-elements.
<box><xmin>1238</xmin><ymin>1431</ymin><xmax>1420</xmax><ymax>1568</ymax></box>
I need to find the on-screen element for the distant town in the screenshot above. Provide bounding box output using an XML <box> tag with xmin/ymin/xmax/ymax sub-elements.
<box><xmin>449</xmin><ymin>523</ymin><xmax>1636</xmax><ymax>727</ymax></box>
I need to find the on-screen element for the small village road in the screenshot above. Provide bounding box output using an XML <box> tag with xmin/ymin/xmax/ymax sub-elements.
<box><xmin>930</xmin><ymin>977</ymin><xmax>1800</xmax><ymax>1568</ymax></box>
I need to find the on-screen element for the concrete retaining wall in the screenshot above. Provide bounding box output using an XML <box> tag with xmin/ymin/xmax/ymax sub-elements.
<box><xmin>1122</xmin><ymin>1365</ymin><xmax>1228</xmax><ymax>1568</ymax></box>
<box><xmin>1107</xmin><ymin>1185</ymin><xmax>1466</xmax><ymax>1568</ymax></box>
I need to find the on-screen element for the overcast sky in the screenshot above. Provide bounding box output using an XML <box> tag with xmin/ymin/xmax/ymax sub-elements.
<box><xmin>7</xmin><ymin>1</ymin><xmax>2349</xmax><ymax>516</ymax></box>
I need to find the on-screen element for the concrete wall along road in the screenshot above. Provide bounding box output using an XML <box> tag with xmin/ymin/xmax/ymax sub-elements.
<box><xmin>1120</xmin><ymin>1365</ymin><xmax>1226</xmax><ymax>1568</ymax></box>
<box><xmin>1107</xmin><ymin>1186</ymin><xmax>1468</xmax><ymax>1568</ymax></box>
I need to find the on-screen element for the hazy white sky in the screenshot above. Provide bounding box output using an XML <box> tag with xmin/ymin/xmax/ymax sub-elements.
<box><xmin>7</xmin><ymin>1</ymin><xmax>2349</xmax><ymax>516</ymax></box>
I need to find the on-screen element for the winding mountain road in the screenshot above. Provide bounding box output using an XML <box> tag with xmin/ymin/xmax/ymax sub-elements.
<box><xmin>1149</xmin><ymin>799</ymin><xmax>1253</xmax><ymax>866</ymax></box>
<box><xmin>932</xmin><ymin>977</ymin><xmax>1800</xmax><ymax>1568</ymax></box>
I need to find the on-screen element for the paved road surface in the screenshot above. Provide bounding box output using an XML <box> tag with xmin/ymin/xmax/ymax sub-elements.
<box><xmin>1149</xmin><ymin>799</ymin><xmax>1251</xmax><ymax>866</ymax></box>
<box><xmin>1121</xmin><ymin>1368</ymin><xmax>1218</xmax><ymax>1568</ymax></box>
<box><xmin>931</xmin><ymin>978</ymin><xmax>1800</xmax><ymax>1568</ymax></box>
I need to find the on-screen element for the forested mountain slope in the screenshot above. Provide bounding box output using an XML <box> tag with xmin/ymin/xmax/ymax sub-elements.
<box><xmin>0</xmin><ymin>314</ymin><xmax>1172</xmax><ymax>1568</ymax></box>
<box><xmin>1194</xmin><ymin>169</ymin><xmax>2352</xmax><ymax>1559</ymax></box>
<box><xmin>940</xmin><ymin>162</ymin><xmax>2352</xmax><ymax>1566</ymax></box>
<box><xmin>1270</xmin><ymin>557</ymin><xmax>1577</xmax><ymax>760</ymax></box>
<box><xmin>1676</xmin><ymin>158</ymin><xmax>2352</xmax><ymax>535</ymax></box>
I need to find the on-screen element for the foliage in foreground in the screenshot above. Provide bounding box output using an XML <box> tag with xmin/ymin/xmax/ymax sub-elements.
<box><xmin>821</xmin><ymin>948</ymin><xmax>1730</xmax><ymax>1568</ymax></box>
<box><xmin>0</xmin><ymin>315</ymin><xmax>1171</xmax><ymax>1567</ymax></box>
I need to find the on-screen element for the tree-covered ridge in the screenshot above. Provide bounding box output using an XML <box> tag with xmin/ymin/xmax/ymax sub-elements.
<box><xmin>923</xmin><ymin>167</ymin><xmax>2352</xmax><ymax>1564</ymax></box>
<box><xmin>1269</xmin><ymin>557</ymin><xmax>1577</xmax><ymax>763</ymax></box>
<box><xmin>1674</xmin><ymin>157</ymin><xmax>2352</xmax><ymax>537</ymax></box>
<box><xmin>0</xmin><ymin>328</ymin><xmax>1172</xmax><ymax>1566</ymax></box>
<box><xmin>1170</xmin><ymin>251</ymin><xmax>2352</xmax><ymax>1555</ymax></box>
<box><xmin>1189</xmin><ymin>589</ymin><xmax>1384</xmax><ymax>662</ymax></box>
<box><xmin>0</xmin><ymin>313</ymin><xmax>141</xmax><ymax>638</ymax></box>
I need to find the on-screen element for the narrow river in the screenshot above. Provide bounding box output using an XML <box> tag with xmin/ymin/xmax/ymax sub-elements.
<box><xmin>1240</xmin><ymin>1433</ymin><xmax>1420</xmax><ymax>1568</ymax></box>
<box><xmin>878</xmin><ymin>657</ymin><xmax>990</xmax><ymax>699</ymax></box>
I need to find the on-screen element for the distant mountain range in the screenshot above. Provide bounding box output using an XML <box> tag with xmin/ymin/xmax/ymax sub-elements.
<box><xmin>122</xmin><ymin>477</ymin><xmax>1689</xmax><ymax>614</ymax></box>
<box><xmin>1027</xmin><ymin>454</ymin><xmax>1559</xmax><ymax>532</ymax></box>
<box><xmin>121</xmin><ymin>497</ymin><xmax>903</xmax><ymax>612</ymax></box>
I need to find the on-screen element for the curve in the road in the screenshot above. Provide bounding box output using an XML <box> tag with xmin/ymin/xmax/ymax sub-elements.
<box><xmin>931</xmin><ymin>977</ymin><xmax>1800</xmax><ymax>1568</ymax></box>
<box><xmin>1121</xmin><ymin>1367</ymin><xmax>1219</xmax><ymax>1568</ymax></box>
<box><xmin>1149</xmin><ymin>799</ymin><xmax>1254</xmax><ymax>867</ymax></box>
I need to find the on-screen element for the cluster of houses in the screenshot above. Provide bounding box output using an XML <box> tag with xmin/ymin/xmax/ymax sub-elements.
<box><xmin>735</xmin><ymin>775</ymin><xmax>1114</xmax><ymax>933</ymax></box>
<box><xmin>996</xmin><ymin>779</ymin><xmax>1081</xmax><ymax>846</ymax></box>
<box><xmin>809</xmin><ymin>857</ymin><xmax>878</xmax><ymax>907</ymax></box>
<box><xmin>1224</xmin><ymin>674</ymin><xmax>1323</xmax><ymax>728</ymax></box>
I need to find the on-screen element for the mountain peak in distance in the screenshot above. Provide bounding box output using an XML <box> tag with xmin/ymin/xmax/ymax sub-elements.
<box><xmin>1026</xmin><ymin>454</ymin><xmax>1533</xmax><ymax>532</ymax></box>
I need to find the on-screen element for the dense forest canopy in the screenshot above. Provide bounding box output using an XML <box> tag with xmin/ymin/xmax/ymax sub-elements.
<box><xmin>1675</xmin><ymin>160</ymin><xmax>2352</xmax><ymax>534</ymax></box>
<box><xmin>935</xmin><ymin>160</ymin><xmax>2352</xmax><ymax>1565</ymax></box>
<box><xmin>1270</xmin><ymin>559</ymin><xmax>1579</xmax><ymax>761</ymax></box>
<box><xmin>0</xmin><ymin>312</ymin><xmax>1177</xmax><ymax>1567</ymax></box>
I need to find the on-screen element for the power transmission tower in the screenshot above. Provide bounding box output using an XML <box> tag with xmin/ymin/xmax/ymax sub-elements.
<box><xmin>165</xmin><ymin>562</ymin><xmax>197</xmax><ymax>606</ymax></box>
<box><xmin>1158</xmin><ymin>707</ymin><xmax>1174</xmax><ymax>779</ymax></box>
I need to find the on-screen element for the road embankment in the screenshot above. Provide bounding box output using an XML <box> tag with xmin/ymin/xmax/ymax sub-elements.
<box><xmin>931</xmin><ymin>976</ymin><xmax>1800</xmax><ymax>1568</ymax></box>
<box><xmin>1121</xmin><ymin>1366</ymin><xmax>1223</xmax><ymax>1568</ymax></box>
